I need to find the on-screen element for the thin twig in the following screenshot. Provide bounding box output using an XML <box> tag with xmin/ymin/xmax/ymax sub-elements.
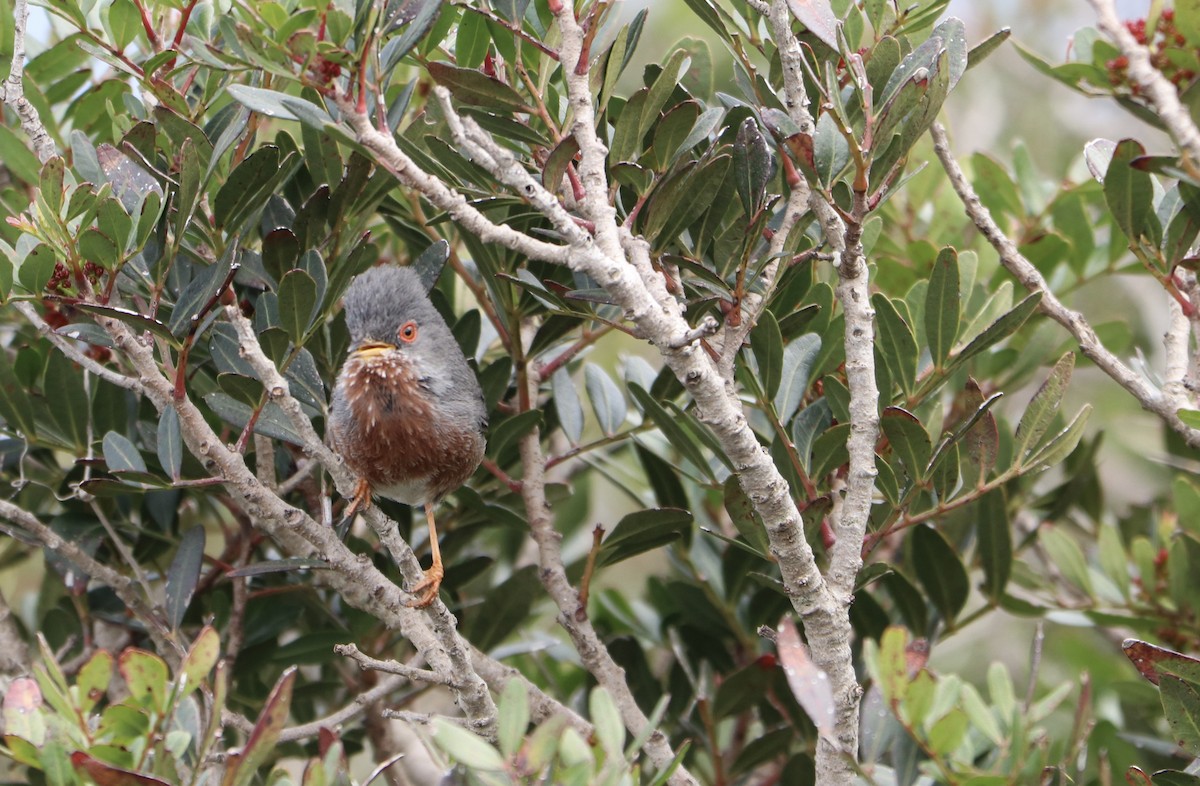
<box><xmin>336</xmin><ymin>643</ymin><xmax>449</xmax><ymax>686</ymax></box>
<box><xmin>930</xmin><ymin>121</ymin><xmax>1200</xmax><ymax>447</ymax></box>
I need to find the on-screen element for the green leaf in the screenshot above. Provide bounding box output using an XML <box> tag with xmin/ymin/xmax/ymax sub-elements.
<box><xmin>1039</xmin><ymin>526</ymin><xmax>1093</xmax><ymax>595</ymax></box>
<box><xmin>584</xmin><ymin>364</ymin><xmax>626</xmax><ymax>435</ymax></box>
<box><xmin>631</xmin><ymin>385</ymin><xmax>714</xmax><ymax>480</ymax></box>
<box><xmin>640</xmin><ymin>49</ymin><xmax>691</xmax><ymax>140</ymax></box>
<box><xmin>486</xmin><ymin>409</ymin><xmax>542</xmax><ymax>457</ymax></box>
<box><xmin>433</xmin><ymin>718</ymin><xmax>506</xmax><ymax>771</ymax></box>
<box><xmin>1015</xmin><ymin>352</ymin><xmax>1074</xmax><ymax>462</ymax></box>
<box><xmin>78</xmin><ymin>228</ymin><xmax>120</xmax><ymax>270</ymax></box>
<box><xmin>455</xmin><ymin>9</ymin><xmax>490</xmax><ymax>69</ymax></box>
<box><xmin>17</xmin><ymin>243</ymin><xmax>58</xmax><ymax>294</ymax></box>
<box><xmin>1105</xmin><ymin>138</ymin><xmax>1160</xmax><ymax>245</ymax></box>
<box><xmin>776</xmin><ymin>333</ymin><xmax>822</xmax><ymax>424</ymax></box>
<box><xmin>0</xmin><ymin>351</ymin><xmax>37</xmax><ymax>439</ymax></box>
<box><xmin>924</xmin><ymin>247</ymin><xmax>960</xmax><ymax>369</ymax></box>
<box><xmin>643</xmin><ymin>154</ymin><xmax>731</xmax><ymax>252</ymax></box>
<box><xmin>873</xmin><ymin>294</ymin><xmax>918</xmax><ymax>396</ymax></box>
<box><xmin>277</xmin><ymin>269</ymin><xmax>319</xmax><ymax>345</ymax></box>
<box><xmin>497</xmin><ymin>679</ymin><xmax>530</xmax><ymax>758</ymax></box>
<box><xmin>204</xmin><ymin>393</ymin><xmax>304</xmax><ymax>446</ymax></box>
<box><xmin>169</xmin><ymin>253</ymin><xmax>233</xmax><ymax>337</ymax></box>
<box><xmin>166</xmin><ymin>526</ymin><xmax>205</xmax><ymax>630</ymax></box>
<box><xmin>967</xmin><ymin>27</ymin><xmax>1012</xmax><ymax>71</ymax></box>
<box><xmin>38</xmin><ymin>157</ymin><xmax>65</xmax><ymax>216</ymax></box>
<box><xmin>750</xmin><ymin>310</ymin><xmax>784</xmax><ymax>399</ymax></box>
<box><xmin>551</xmin><ymin>367</ymin><xmax>583</xmax><ymax>443</ymax></box>
<box><xmin>975</xmin><ymin>490</ymin><xmax>1010</xmax><ymax>601</ymax></box>
<box><xmin>118</xmin><ymin>648</ymin><xmax>169</xmax><ymax>713</ymax></box>
<box><xmin>1161</xmin><ymin>675</ymin><xmax>1200</xmax><ymax>756</ymax></box>
<box><xmin>1098</xmin><ymin>523</ymin><xmax>1130</xmax><ymax>599</ymax></box>
<box><xmin>157</xmin><ymin>407</ymin><xmax>183</xmax><ymax>480</ymax></box>
<box><xmin>381</xmin><ymin>0</ymin><xmax>443</xmax><ymax>70</ymax></box>
<box><xmin>173</xmin><ymin>138</ymin><xmax>203</xmax><ymax>247</ymax></box>
<box><xmin>1025</xmin><ymin>404</ymin><xmax>1091</xmax><ymax>470</ymax></box>
<box><xmin>465</xmin><ymin>566</ymin><xmax>539</xmax><ymax>651</ymax></box>
<box><xmin>928</xmin><ymin>708</ymin><xmax>969</xmax><ymax>756</ymax></box>
<box><xmin>912</xmin><ymin>524</ymin><xmax>969</xmax><ymax>624</ymax></box>
<box><xmin>0</xmin><ymin>125</ymin><xmax>43</xmax><ymax>185</ymax></box>
<box><xmin>543</xmin><ymin>135</ymin><xmax>581</xmax><ymax>196</ymax></box>
<box><xmin>76</xmin><ymin>650</ymin><xmax>113</xmax><ymax>714</ymax></box>
<box><xmin>44</xmin><ymin>352</ymin><xmax>88</xmax><ymax>450</ymax></box>
<box><xmin>646</xmin><ymin>100</ymin><xmax>699</xmax><ymax>171</ymax></box>
<box><xmin>427</xmin><ymin>62</ymin><xmax>531</xmax><ymax>113</ymax></box>
<box><xmin>597</xmin><ymin>508</ymin><xmax>692</xmax><ymax>567</ymax></box>
<box><xmin>733</xmin><ymin>117</ymin><xmax>774</xmax><ymax>216</ymax></box>
<box><xmin>104</xmin><ymin>0</ymin><xmax>141</xmax><ymax>50</ymax></box>
<box><xmin>946</xmin><ymin>291</ymin><xmax>1041</xmax><ymax>373</ymax></box>
<box><xmin>214</xmin><ymin>145</ymin><xmax>282</xmax><ymax>230</ymax></box>
<box><xmin>791</xmin><ymin>397</ymin><xmax>831</xmax><ymax>475</ymax></box>
<box><xmin>724</xmin><ymin>475</ymin><xmax>770</xmax><ymax>556</ymax></box>
<box><xmin>881</xmin><ymin>406</ymin><xmax>931</xmax><ymax>483</ymax></box>
<box><xmin>102</xmin><ymin>431</ymin><xmax>146</xmax><ymax>473</ymax></box>
<box><xmin>813</xmin><ymin>111</ymin><xmax>850</xmax><ymax>187</ymax></box>
<box><xmin>590</xmin><ymin>687</ymin><xmax>625</xmax><ymax>757</ymax></box>
<box><xmin>181</xmin><ymin>626</ymin><xmax>220</xmax><ymax>697</ymax></box>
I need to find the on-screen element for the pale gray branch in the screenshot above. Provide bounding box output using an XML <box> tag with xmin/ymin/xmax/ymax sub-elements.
<box><xmin>2</xmin><ymin>0</ymin><xmax>55</xmax><ymax>163</ymax></box>
<box><xmin>931</xmin><ymin>121</ymin><xmax>1200</xmax><ymax>447</ymax></box>
<box><xmin>337</xmin><ymin>643</ymin><xmax>448</xmax><ymax>686</ymax></box>
<box><xmin>336</xmin><ymin>95</ymin><xmax>570</xmax><ymax>266</ymax></box>
<box><xmin>1089</xmin><ymin>0</ymin><xmax>1200</xmax><ymax>167</ymax></box>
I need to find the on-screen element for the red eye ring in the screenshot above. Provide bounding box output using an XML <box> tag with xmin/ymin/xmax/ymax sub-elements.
<box><xmin>398</xmin><ymin>320</ymin><xmax>418</xmax><ymax>343</ymax></box>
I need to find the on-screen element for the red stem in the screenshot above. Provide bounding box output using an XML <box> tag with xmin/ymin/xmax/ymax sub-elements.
<box><xmin>133</xmin><ymin>0</ymin><xmax>160</xmax><ymax>50</ymax></box>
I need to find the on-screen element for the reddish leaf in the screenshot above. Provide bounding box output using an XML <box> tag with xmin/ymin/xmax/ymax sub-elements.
<box><xmin>70</xmin><ymin>752</ymin><xmax>172</xmax><ymax>786</ymax></box>
<box><xmin>1123</xmin><ymin>639</ymin><xmax>1200</xmax><ymax>686</ymax></box>
<box><xmin>786</xmin><ymin>0</ymin><xmax>839</xmax><ymax>50</ymax></box>
<box><xmin>1125</xmin><ymin>765</ymin><xmax>1153</xmax><ymax>785</ymax></box>
<box><xmin>777</xmin><ymin>617</ymin><xmax>835</xmax><ymax>740</ymax></box>
<box><xmin>221</xmin><ymin>667</ymin><xmax>297</xmax><ymax>786</ymax></box>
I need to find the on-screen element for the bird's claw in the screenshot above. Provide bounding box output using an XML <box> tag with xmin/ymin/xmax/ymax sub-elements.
<box><xmin>344</xmin><ymin>479</ymin><xmax>372</xmax><ymax>520</ymax></box>
<box><xmin>405</xmin><ymin>563</ymin><xmax>444</xmax><ymax>608</ymax></box>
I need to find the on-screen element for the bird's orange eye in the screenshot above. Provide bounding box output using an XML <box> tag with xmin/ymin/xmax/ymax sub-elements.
<box><xmin>398</xmin><ymin>321</ymin><xmax>418</xmax><ymax>343</ymax></box>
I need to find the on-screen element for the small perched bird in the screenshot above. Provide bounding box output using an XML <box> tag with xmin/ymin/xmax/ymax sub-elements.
<box><xmin>329</xmin><ymin>266</ymin><xmax>487</xmax><ymax>607</ymax></box>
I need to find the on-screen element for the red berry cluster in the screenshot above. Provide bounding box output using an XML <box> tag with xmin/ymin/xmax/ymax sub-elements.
<box><xmin>1106</xmin><ymin>9</ymin><xmax>1197</xmax><ymax>93</ymax></box>
<box><xmin>46</xmin><ymin>261</ymin><xmax>105</xmax><ymax>294</ymax></box>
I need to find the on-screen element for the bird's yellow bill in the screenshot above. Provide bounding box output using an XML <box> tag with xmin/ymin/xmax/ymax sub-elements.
<box><xmin>352</xmin><ymin>342</ymin><xmax>394</xmax><ymax>359</ymax></box>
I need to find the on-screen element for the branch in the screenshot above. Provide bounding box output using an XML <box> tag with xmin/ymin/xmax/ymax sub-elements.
<box><xmin>930</xmin><ymin>121</ymin><xmax>1200</xmax><ymax>447</ymax></box>
<box><xmin>336</xmin><ymin>643</ymin><xmax>448</xmax><ymax>686</ymax></box>
<box><xmin>2</xmin><ymin>0</ymin><xmax>55</xmax><ymax>164</ymax></box>
<box><xmin>336</xmin><ymin>95</ymin><xmax>571</xmax><ymax>266</ymax></box>
<box><xmin>518</xmin><ymin>419</ymin><xmax>688</xmax><ymax>779</ymax></box>
<box><xmin>0</xmin><ymin>499</ymin><xmax>179</xmax><ymax>662</ymax></box>
<box><xmin>1089</xmin><ymin>0</ymin><xmax>1200</xmax><ymax>167</ymax></box>
<box><xmin>223</xmin><ymin>671</ymin><xmax>408</xmax><ymax>742</ymax></box>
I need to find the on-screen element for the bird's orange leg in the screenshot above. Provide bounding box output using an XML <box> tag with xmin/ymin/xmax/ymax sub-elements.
<box><xmin>343</xmin><ymin>478</ymin><xmax>372</xmax><ymax>520</ymax></box>
<box><xmin>406</xmin><ymin>503</ymin><xmax>444</xmax><ymax>608</ymax></box>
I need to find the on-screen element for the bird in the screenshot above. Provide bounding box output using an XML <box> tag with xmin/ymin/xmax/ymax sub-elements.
<box><xmin>329</xmin><ymin>265</ymin><xmax>487</xmax><ymax>608</ymax></box>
